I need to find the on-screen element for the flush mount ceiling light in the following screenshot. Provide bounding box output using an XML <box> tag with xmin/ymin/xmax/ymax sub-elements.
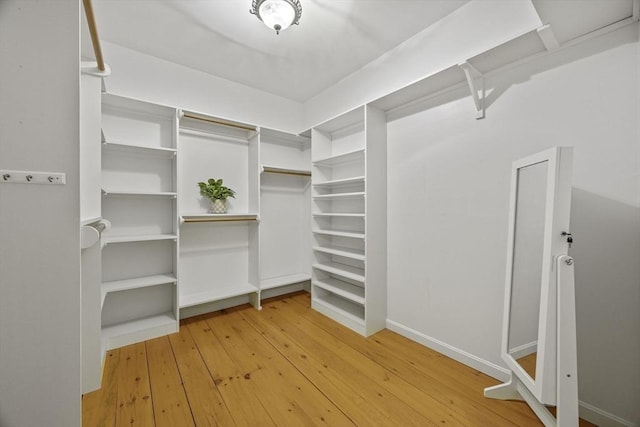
<box><xmin>250</xmin><ymin>0</ymin><xmax>302</xmax><ymax>35</ymax></box>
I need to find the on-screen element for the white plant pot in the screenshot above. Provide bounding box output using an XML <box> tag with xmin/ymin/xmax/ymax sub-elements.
<box><xmin>209</xmin><ymin>199</ymin><xmax>227</xmax><ymax>214</ymax></box>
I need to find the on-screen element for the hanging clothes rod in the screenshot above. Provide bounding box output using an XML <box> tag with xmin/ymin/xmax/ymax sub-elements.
<box><xmin>182</xmin><ymin>112</ymin><xmax>257</xmax><ymax>132</ymax></box>
<box><xmin>181</xmin><ymin>214</ymin><xmax>259</xmax><ymax>224</ymax></box>
<box><xmin>83</xmin><ymin>0</ymin><xmax>106</xmax><ymax>72</ymax></box>
<box><xmin>262</xmin><ymin>166</ymin><xmax>311</xmax><ymax>177</ymax></box>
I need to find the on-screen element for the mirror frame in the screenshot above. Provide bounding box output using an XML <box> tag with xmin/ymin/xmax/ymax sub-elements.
<box><xmin>501</xmin><ymin>146</ymin><xmax>573</xmax><ymax>405</ymax></box>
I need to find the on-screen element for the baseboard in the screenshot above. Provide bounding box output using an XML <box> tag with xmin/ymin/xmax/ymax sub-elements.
<box><xmin>578</xmin><ymin>400</ymin><xmax>637</xmax><ymax>427</ymax></box>
<box><xmin>386</xmin><ymin>319</ymin><xmax>637</xmax><ymax>427</ymax></box>
<box><xmin>385</xmin><ymin>319</ymin><xmax>510</xmax><ymax>382</ymax></box>
<box><xmin>509</xmin><ymin>341</ymin><xmax>537</xmax><ymax>360</ymax></box>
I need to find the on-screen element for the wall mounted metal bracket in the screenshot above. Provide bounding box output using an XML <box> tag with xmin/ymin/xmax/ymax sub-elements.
<box><xmin>458</xmin><ymin>61</ymin><xmax>484</xmax><ymax>120</ymax></box>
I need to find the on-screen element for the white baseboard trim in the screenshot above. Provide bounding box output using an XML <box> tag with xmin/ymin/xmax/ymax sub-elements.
<box><xmin>509</xmin><ymin>341</ymin><xmax>537</xmax><ymax>360</ymax></box>
<box><xmin>386</xmin><ymin>319</ymin><xmax>510</xmax><ymax>382</ymax></box>
<box><xmin>578</xmin><ymin>400</ymin><xmax>637</xmax><ymax>427</ymax></box>
<box><xmin>386</xmin><ymin>319</ymin><xmax>636</xmax><ymax>427</ymax></box>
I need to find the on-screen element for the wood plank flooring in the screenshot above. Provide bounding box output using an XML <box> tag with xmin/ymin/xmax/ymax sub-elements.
<box><xmin>83</xmin><ymin>292</ymin><xmax>596</xmax><ymax>426</ymax></box>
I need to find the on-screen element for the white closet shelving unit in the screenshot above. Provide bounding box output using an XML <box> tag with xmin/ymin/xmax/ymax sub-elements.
<box><xmin>178</xmin><ymin>113</ymin><xmax>261</xmax><ymax>314</ymax></box>
<box><xmin>100</xmin><ymin>93</ymin><xmax>179</xmax><ymax>352</ymax></box>
<box><xmin>310</xmin><ymin>105</ymin><xmax>387</xmax><ymax>336</ymax></box>
<box><xmin>259</xmin><ymin>128</ymin><xmax>311</xmax><ymax>299</ymax></box>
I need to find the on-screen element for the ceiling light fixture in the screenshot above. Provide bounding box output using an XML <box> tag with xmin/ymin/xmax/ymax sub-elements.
<box><xmin>250</xmin><ymin>0</ymin><xmax>302</xmax><ymax>35</ymax></box>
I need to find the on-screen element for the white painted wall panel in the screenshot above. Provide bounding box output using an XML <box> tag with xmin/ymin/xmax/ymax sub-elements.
<box><xmin>102</xmin><ymin>42</ymin><xmax>304</xmax><ymax>134</ymax></box>
<box><xmin>387</xmin><ymin>24</ymin><xmax>640</xmax><ymax>425</ymax></box>
<box><xmin>0</xmin><ymin>1</ymin><xmax>81</xmax><ymax>426</ymax></box>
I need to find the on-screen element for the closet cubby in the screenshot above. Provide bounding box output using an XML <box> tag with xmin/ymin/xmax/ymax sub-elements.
<box><xmin>178</xmin><ymin>113</ymin><xmax>261</xmax><ymax>312</ymax></box>
<box><xmin>100</xmin><ymin>93</ymin><xmax>179</xmax><ymax>352</ymax></box>
<box><xmin>258</xmin><ymin>128</ymin><xmax>311</xmax><ymax>297</ymax></box>
<box><xmin>311</xmin><ymin>105</ymin><xmax>387</xmax><ymax>336</ymax></box>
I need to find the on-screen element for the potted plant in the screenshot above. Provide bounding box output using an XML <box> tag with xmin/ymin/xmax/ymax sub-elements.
<box><xmin>197</xmin><ymin>178</ymin><xmax>236</xmax><ymax>214</ymax></box>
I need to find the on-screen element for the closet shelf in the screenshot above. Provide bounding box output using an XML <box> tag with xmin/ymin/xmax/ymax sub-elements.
<box><xmin>312</xmin><ymin>262</ymin><xmax>365</xmax><ymax>283</ymax></box>
<box><xmin>313</xmin><ymin>192</ymin><xmax>365</xmax><ymax>200</ymax></box>
<box><xmin>102</xmin><ymin>189</ymin><xmax>177</xmax><ymax>198</ymax></box>
<box><xmin>312</xmin><ymin>212</ymin><xmax>365</xmax><ymax>218</ymax></box>
<box><xmin>313</xmin><ymin>245</ymin><xmax>365</xmax><ymax>261</ymax></box>
<box><xmin>313</xmin><ymin>149</ymin><xmax>365</xmax><ymax>167</ymax></box>
<box><xmin>313</xmin><ymin>278</ymin><xmax>365</xmax><ymax>305</ymax></box>
<box><xmin>101</xmin><ymin>312</ymin><xmax>177</xmax><ymax>352</ymax></box>
<box><xmin>102</xmin><ymin>234</ymin><xmax>177</xmax><ymax>245</ymax></box>
<box><xmin>313</xmin><ymin>176</ymin><xmax>365</xmax><ymax>188</ymax></box>
<box><xmin>260</xmin><ymin>273</ymin><xmax>311</xmax><ymax>291</ymax></box>
<box><xmin>180</xmin><ymin>284</ymin><xmax>259</xmax><ymax>308</ymax></box>
<box><xmin>180</xmin><ymin>213</ymin><xmax>259</xmax><ymax>223</ymax></box>
<box><xmin>102</xmin><ymin>141</ymin><xmax>176</xmax><ymax>158</ymax></box>
<box><xmin>101</xmin><ymin>274</ymin><xmax>177</xmax><ymax>310</ymax></box>
<box><xmin>261</xmin><ymin>165</ymin><xmax>311</xmax><ymax>177</ymax></box>
<box><xmin>313</xmin><ymin>294</ymin><xmax>365</xmax><ymax>325</ymax></box>
<box><xmin>312</xmin><ymin>229</ymin><xmax>365</xmax><ymax>239</ymax></box>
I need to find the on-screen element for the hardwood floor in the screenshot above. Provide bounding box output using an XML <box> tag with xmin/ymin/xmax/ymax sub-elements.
<box><xmin>83</xmin><ymin>292</ymin><xmax>595</xmax><ymax>426</ymax></box>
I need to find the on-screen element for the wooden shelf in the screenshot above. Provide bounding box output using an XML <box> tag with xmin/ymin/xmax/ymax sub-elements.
<box><xmin>262</xmin><ymin>165</ymin><xmax>311</xmax><ymax>177</ymax></box>
<box><xmin>312</xmin><ymin>262</ymin><xmax>365</xmax><ymax>283</ymax></box>
<box><xmin>181</xmin><ymin>213</ymin><xmax>259</xmax><ymax>223</ymax></box>
<box><xmin>313</xmin><ymin>149</ymin><xmax>365</xmax><ymax>167</ymax></box>
<box><xmin>102</xmin><ymin>141</ymin><xmax>176</xmax><ymax>158</ymax></box>
<box><xmin>313</xmin><ymin>245</ymin><xmax>365</xmax><ymax>261</ymax></box>
<box><xmin>313</xmin><ymin>106</ymin><xmax>364</xmax><ymax>135</ymax></box>
<box><xmin>260</xmin><ymin>273</ymin><xmax>311</xmax><ymax>291</ymax></box>
<box><xmin>313</xmin><ymin>277</ymin><xmax>365</xmax><ymax>305</ymax></box>
<box><xmin>313</xmin><ymin>192</ymin><xmax>365</xmax><ymax>200</ymax></box>
<box><xmin>102</xmin><ymin>234</ymin><xmax>176</xmax><ymax>245</ymax></box>
<box><xmin>312</xmin><ymin>212</ymin><xmax>365</xmax><ymax>218</ymax></box>
<box><xmin>313</xmin><ymin>176</ymin><xmax>365</xmax><ymax>188</ymax></box>
<box><xmin>102</xmin><ymin>189</ymin><xmax>177</xmax><ymax>198</ymax></box>
<box><xmin>180</xmin><ymin>283</ymin><xmax>259</xmax><ymax>308</ymax></box>
<box><xmin>370</xmin><ymin>28</ymin><xmax>547</xmax><ymax>116</ymax></box>
<box><xmin>101</xmin><ymin>274</ymin><xmax>177</xmax><ymax>309</ymax></box>
<box><xmin>312</xmin><ymin>229</ymin><xmax>365</xmax><ymax>239</ymax></box>
<box><xmin>101</xmin><ymin>312</ymin><xmax>177</xmax><ymax>352</ymax></box>
<box><xmin>312</xmin><ymin>294</ymin><xmax>365</xmax><ymax>325</ymax></box>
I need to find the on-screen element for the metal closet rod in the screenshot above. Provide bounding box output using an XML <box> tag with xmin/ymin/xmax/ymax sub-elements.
<box><xmin>182</xmin><ymin>112</ymin><xmax>257</xmax><ymax>132</ymax></box>
<box><xmin>83</xmin><ymin>0</ymin><xmax>106</xmax><ymax>72</ymax></box>
<box><xmin>262</xmin><ymin>166</ymin><xmax>311</xmax><ymax>177</ymax></box>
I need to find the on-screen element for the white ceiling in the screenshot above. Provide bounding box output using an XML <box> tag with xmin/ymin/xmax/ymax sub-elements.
<box><xmin>84</xmin><ymin>0</ymin><xmax>636</xmax><ymax>104</ymax></box>
<box><xmin>86</xmin><ymin>0</ymin><xmax>470</xmax><ymax>102</ymax></box>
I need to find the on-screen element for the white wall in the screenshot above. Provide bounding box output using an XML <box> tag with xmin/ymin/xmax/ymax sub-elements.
<box><xmin>0</xmin><ymin>1</ymin><xmax>81</xmax><ymax>426</ymax></box>
<box><xmin>386</xmin><ymin>23</ymin><xmax>640</xmax><ymax>426</ymax></box>
<box><xmin>101</xmin><ymin>42</ymin><xmax>304</xmax><ymax>134</ymax></box>
<box><xmin>302</xmin><ymin>0</ymin><xmax>542</xmax><ymax>130</ymax></box>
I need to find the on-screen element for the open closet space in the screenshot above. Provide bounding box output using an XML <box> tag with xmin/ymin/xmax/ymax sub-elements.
<box><xmin>2</xmin><ymin>1</ymin><xmax>639</xmax><ymax>426</ymax></box>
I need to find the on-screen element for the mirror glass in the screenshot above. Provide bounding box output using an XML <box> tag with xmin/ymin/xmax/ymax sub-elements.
<box><xmin>507</xmin><ymin>160</ymin><xmax>548</xmax><ymax>380</ymax></box>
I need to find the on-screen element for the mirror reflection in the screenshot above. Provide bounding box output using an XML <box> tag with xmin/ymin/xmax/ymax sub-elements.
<box><xmin>507</xmin><ymin>160</ymin><xmax>548</xmax><ymax>380</ymax></box>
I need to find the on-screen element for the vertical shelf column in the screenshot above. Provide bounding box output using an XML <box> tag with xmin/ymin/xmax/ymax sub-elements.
<box><xmin>100</xmin><ymin>94</ymin><xmax>179</xmax><ymax>353</ymax></box>
<box><xmin>310</xmin><ymin>105</ymin><xmax>388</xmax><ymax>337</ymax></box>
<box><xmin>177</xmin><ymin>112</ymin><xmax>261</xmax><ymax>317</ymax></box>
<box><xmin>364</xmin><ymin>104</ymin><xmax>388</xmax><ymax>335</ymax></box>
<box><xmin>258</xmin><ymin>128</ymin><xmax>312</xmax><ymax>298</ymax></box>
<box><xmin>311</xmin><ymin>107</ymin><xmax>369</xmax><ymax>335</ymax></box>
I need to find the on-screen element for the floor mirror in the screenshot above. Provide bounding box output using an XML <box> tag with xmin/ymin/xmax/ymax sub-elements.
<box><xmin>485</xmin><ymin>146</ymin><xmax>578</xmax><ymax>427</ymax></box>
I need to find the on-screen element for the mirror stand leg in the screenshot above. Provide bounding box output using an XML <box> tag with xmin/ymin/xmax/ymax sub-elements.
<box><xmin>484</xmin><ymin>377</ymin><xmax>522</xmax><ymax>401</ymax></box>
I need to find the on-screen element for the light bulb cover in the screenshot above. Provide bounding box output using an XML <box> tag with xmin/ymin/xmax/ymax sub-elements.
<box><xmin>250</xmin><ymin>0</ymin><xmax>302</xmax><ymax>34</ymax></box>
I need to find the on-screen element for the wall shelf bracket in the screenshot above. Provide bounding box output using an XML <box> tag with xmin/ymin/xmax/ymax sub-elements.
<box><xmin>458</xmin><ymin>61</ymin><xmax>484</xmax><ymax>120</ymax></box>
<box><xmin>536</xmin><ymin>24</ymin><xmax>560</xmax><ymax>52</ymax></box>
